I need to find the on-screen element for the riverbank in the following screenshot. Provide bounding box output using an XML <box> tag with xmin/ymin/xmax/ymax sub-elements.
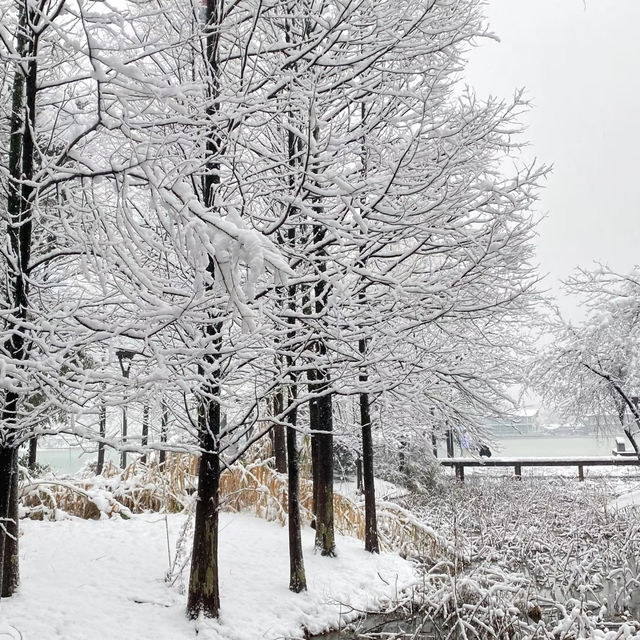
<box><xmin>317</xmin><ymin>475</ymin><xmax>640</xmax><ymax>639</ymax></box>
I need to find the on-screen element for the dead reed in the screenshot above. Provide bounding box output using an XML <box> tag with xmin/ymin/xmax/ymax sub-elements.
<box><xmin>19</xmin><ymin>453</ymin><xmax>442</xmax><ymax>557</ymax></box>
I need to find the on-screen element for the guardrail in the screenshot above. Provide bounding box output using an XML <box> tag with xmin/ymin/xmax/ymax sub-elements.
<box><xmin>440</xmin><ymin>455</ymin><xmax>640</xmax><ymax>481</ymax></box>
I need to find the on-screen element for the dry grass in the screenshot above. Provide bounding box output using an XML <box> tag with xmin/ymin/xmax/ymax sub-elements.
<box><xmin>19</xmin><ymin>454</ymin><xmax>443</xmax><ymax>559</ymax></box>
<box><xmin>20</xmin><ymin>454</ymin><xmax>198</xmax><ymax>519</ymax></box>
<box><xmin>219</xmin><ymin>461</ymin><xmax>367</xmax><ymax>540</ymax></box>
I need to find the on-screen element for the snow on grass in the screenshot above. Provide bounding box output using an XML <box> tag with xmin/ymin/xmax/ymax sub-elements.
<box><xmin>612</xmin><ymin>483</ymin><xmax>640</xmax><ymax>510</ymax></box>
<box><xmin>0</xmin><ymin>512</ymin><xmax>417</xmax><ymax>640</ymax></box>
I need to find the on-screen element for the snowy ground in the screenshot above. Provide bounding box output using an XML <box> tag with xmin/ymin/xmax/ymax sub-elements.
<box><xmin>0</xmin><ymin>512</ymin><xmax>416</xmax><ymax>640</ymax></box>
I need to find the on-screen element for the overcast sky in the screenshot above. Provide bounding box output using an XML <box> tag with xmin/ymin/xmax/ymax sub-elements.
<box><xmin>465</xmin><ymin>0</ymin><xmax>640</xmax><ymax>318</ymax></box>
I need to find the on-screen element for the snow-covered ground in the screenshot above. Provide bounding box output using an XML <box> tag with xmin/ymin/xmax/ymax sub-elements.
<box><xmin>334</xmin><ymin>477</ymin><xmax>407</xmax><ymax>502</ymax></box>
<box><xmin>0</xmin><ymin>513</ymin><xmax>416</xmax><ymax>640</ymax></box>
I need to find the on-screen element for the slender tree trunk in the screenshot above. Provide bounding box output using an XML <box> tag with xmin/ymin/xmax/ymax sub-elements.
<box><xmin>96</xmin><ymin>399</ymin><xmax>106</xmax><ymax>474</ymax></box>
<box><xmin>305</xmin><ymin>139</ymin><xmax>336</xmax><ymax>554</ymax></box>
<box><xmin>187</xmin><ymin>0</ymin><xmax>224</xmax><ymax>619</ymax></box>
<box><xmin>187</xmin><ymin>387</ymin><xmax>221</xmax><ymax>618</ymax></box>
<box><xmin>356</xmin><ymin>231</ymin><xmax>378</xmax><ymax>551</ymax></box>
<box><xmin>308</xmin><ymin>376</ymin><xmax>335</xmax><ymax>556</ymax></box>
<box><xmin>0</xmin><ymin>4</ymin><xmax>38</xmax><ymax>597</ymax></box>
<box><xmin>159</xmin><ymin>399</ymin><xmax>168</xmax><ymax>469</ymax></box>
<box><xmin>286</xmin><ymin>385</ymin><xmax>306</xmax><ymax>592</ymax></box>
<box><xmin>0</xmin><ymin>445</ymin><xmax>19</xmax><ymax>598</ymax></box>
<box><xmin>353</xmin><ymin>97</ymin><xmax>378</xmax><ymax>552</ymax></box>
<box><xmin>359</xmin><ymin>384</ymin><xmax>379</xmax><ymax>553</ymax></box>
<box><xmin>28</xmin><ymin>435</ymin><xmax>37</xmax><ymax>470</ymax></box>
<box><xmin>140</xmin><ymin>404</ymin><xmax>149</xmax><ymax>465</ymax></box>
<box><xmin>279</xmin><ymin>44</ymin><xmax>307</xmax><ymax>589</ymax></box>
<box><xmin>309</xmin><ymin>382</ymin><xmax>320</xmax><ymax>515</ymax></box>
<box><xmin>271</xmin><ymin>391</ymin><xmax>287</xmax><ymax>473</ymax></box>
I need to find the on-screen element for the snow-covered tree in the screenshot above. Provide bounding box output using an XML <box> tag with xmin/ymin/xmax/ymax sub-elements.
<box><xmin>533</xmin><ymin>267</ymin><xmax>640</xmax><ymax>457</ymax></box>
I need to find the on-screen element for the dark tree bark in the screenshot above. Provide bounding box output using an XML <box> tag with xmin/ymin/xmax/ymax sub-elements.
<box><xmin>96</xmin><ymin>399</ymin><xmax>106</xmax><ymax>475</ymax></box>
<box><xmin>309</xmin><ymin>387</ymin><xmax>320</xmax><ymax>515</ymax></box>
<box><xmin>286</xmin><ymin>384</ymin><xmax>306</xmax><ymax>592</ymax></box>
<box><xmin>0</xmin><ymin>2</ymin><xmax>39</xmax><ymax>597</ymax></box>
<box><xmin>28</xmin><ymin>435</ymin><xmax>37</xmax><ymax>470</ymax></box>
<box><xmin>0</xmin><ymin>446</ymin><xmax>19</xmax><ymax>598</ymax></box>
<box><xmin>306</xmin><ymin>204</ymin><xmax>336</xmax><ymax>555</ymax></box>
<box><xmin>277</xmin><ymin>36</ymin><xmax>307</xmax><ymax>590</ymax></box>
<box><xmin>140</xmin><ymin>404</ymin><xmax>149</xmax><ymax>465</ymax></box>
<box><xmin>359</xmin><ymin>385</ymin><xmax>379</xmax><ymax>553</ymax></box>
<box><xmin>308</xmin><ymin>376</ymin><xmax>335</xmax><ymax>556</ymax></box>
<box><xmin>187</xmin><ymin>389</ymin><xmax>221</xmax><ymax>618</ymax></box>
<box><xmin>271</xmin><ymin>391</ymin><xmax>287</xmax><ymax>473</ymax></box>
<box><xmin>354</xmin><ymin>98</ymin><xmax>378</xmax><ymax>552</ymax></box>
<box><xmin>159</xmin><ymin>399</ymin><xmax>168</xmax><ymax>469</ymax></box>
<box><xmin>186</xmin><ymin>0</ymin><xmax>224</xmax><ymax>619</ymax></box>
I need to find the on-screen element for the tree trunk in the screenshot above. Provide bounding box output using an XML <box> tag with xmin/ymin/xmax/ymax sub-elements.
<box><xmin>0</xmin><ymin>446</ymin><xmax>19</xmax><ymax>598</ymax></box>
<box><xmin>186</xmin><ymin>0</ymin><xmax>223</xmax><ymax>618</ymax></box>
<box><xmin>96</xmin><ymin>399</ymin><xmax>106</xmax><ymax>475</ymax></box>
<box><xmin>159</xmin><ymin>399</ymin><xmax>168</xmax><ymax>469</ymax></box>
<box><xmin>28</xmin><ymin>435</ymin><xmax>37</xmax><ymax>470</ymax></box>
<box><xmin>309</xmin><ymin>387</ymin><xmax>320</xmax><ymax>515</ymax></box>
<box><xmin>309</xmin><ymin>381</ymin><xmax>335</xmax><ymax>556</ymax></box>
<box><xmin>286</xmin><ymin>385</ymin><xmax>306</xmax><ymax>592</ymax></box>
<box><xmin>187</xmin><ymin>392</ymin><xmax>221</xmax><ymax>618</ymax></box>
<box><xmin>360</xmin><ymin>388</ymin><xmax>379</xmax><ymax>553</ymax></box>
<box><xmin>271</xmin><ymin>391</ymin><xmax>287</xmax><ymax>473</ymax></box>
<box><xmin>0</xmin><ymin>4</ymin><xmax>37</xmax><ymax>597</ymax></box>
<box><xmin>140</xmin><ymin>404</ymin><xmax>149</xmax><ymax>465</ymax></box>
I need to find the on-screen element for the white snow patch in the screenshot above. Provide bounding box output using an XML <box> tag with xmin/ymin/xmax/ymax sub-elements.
<box><xmin>612</xmin><ymin>487</ymin><xmax>640</xmax><ymax>510</ymax></box>
<box><xmin>0</xmin><ymin>512</ymin><xmax>416</xmax><ymax>640</ymax></box>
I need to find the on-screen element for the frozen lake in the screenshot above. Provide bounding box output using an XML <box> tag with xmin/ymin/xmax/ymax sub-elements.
<box><xmin>33</xmin><ymin>434</ymin><xmax>629</xmax><ymax>475</ymax></box>
<box><xmin>34</xmin><ymin>448</ymin><xmax>118</xmax><ymax>475</ymax></box>
<box><xmin>492</xmin><ymin>434</ymin><xmax>621</xmax><ymax>457</ymax></box>
<box><xmin>435</xmin><ymin>433</ymin><xmax>626</xmax><ymax>460</ymax></box>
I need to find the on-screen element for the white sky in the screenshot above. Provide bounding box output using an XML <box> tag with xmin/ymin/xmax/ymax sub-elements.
<box><xmin>465</xmin><ymin>0</ymin><xmax>640</xmax><ymax>317</ymax></box>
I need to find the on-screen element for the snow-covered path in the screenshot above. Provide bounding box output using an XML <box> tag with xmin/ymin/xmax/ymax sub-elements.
<box><xmin>0</xmin><ymin>513</ymin><xmax>416</xmax><ymax>640</ymax></box>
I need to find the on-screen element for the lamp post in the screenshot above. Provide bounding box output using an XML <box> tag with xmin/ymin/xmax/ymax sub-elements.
<box><xmin>116</xmin><ymin>349</ymin><xmax>135</xmax><ymax>469</ymax></box>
